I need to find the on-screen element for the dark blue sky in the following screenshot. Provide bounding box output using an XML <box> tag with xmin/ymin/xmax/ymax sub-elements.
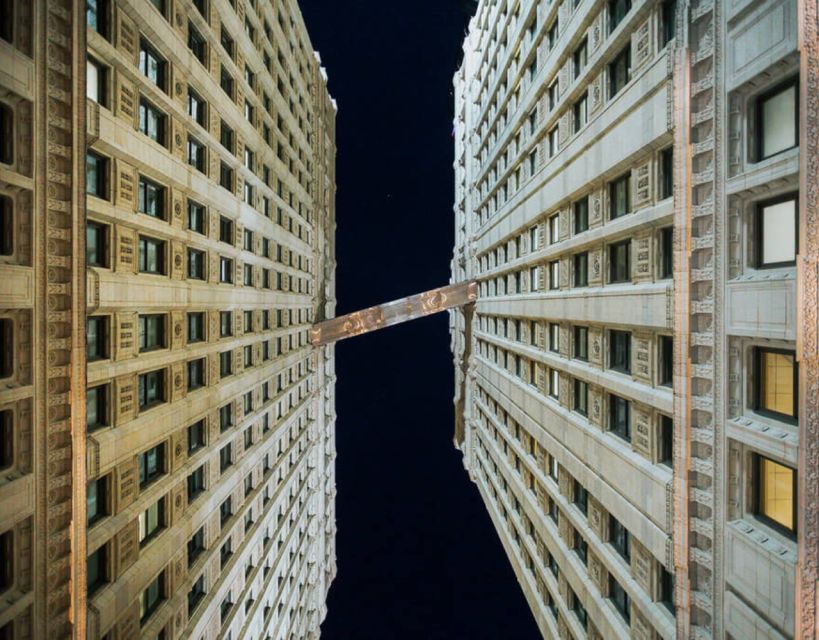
<box><xmin>298</xmin><ymin>2</ymin><xmax>541</xmax><ymax>638</ymax></box>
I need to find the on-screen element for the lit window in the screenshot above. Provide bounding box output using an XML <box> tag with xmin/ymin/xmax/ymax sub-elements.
<box><xmin>87</xmin><ymin>57</ymin><xmax>107</xmax><ymax>105</ymax></box>
<box><xmin>756</xmin><ymin>79</ymin><xmax>798</xmax><ymax>161</ymax></box>
<box><xmin>755</xmin><ymin>455</ymin><xmax>796</xmax><ymax>535</ymax></box>
<box><xmin>756</xmin><ymin>194</ymin><xmax>798</xmax><ymax>267</ymax></box>
<box><xmin>755</xmin><ymin>348</ymin><xmax>797</xmax><ymax>421</ymax></box>
<box><xmin>138</xmin><ymin>498</ymin><xmax>165</xmax><ymax>547</ymax></box>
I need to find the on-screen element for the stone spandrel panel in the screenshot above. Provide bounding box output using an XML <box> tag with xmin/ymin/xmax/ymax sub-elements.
<box><xmin>631</xmin><ymin>16</ymin><xmax>654</xmax><ymax>74</ymax></box>
<box><xmin>632</xmin><ymin>402</ymin><xmax>653</xmax><ymax>461</ymax></box>
<box><xmin>589</xmin><ymin>189</ymin><xmax>604</xmax><ymax>229</ymax></box>
<box><xmin>631</xmin><ymin>606</ymin><xmax>658</xmax><ymax>640</ymax></box>
<box><xmin>115</xmin><ymin>159</ymin><xmax>137</xmax><ymax>211</ymax></box>
<box><xmin>116</xmin><ymin>12</ymin><xmax>138</xmax><ymax>66</ymax></box>
<box><xmin>589</xmin><ymin>384</ymin><xmax>603</xmax><ymax>427</ymax></box>
<box><xmin>588</xmin><ymin>549</ymin><xmax>609</xmax><ymax>594</ymax></box>
<box><xmin>115</xmin><ymin>374</ymin><xmax>138</xmax><ymax>427</ymax></box>
<box><xmin>633</xmin><ymin>231</ymin><xmax>653</xmax><ymax>283</ymax></box>
<box><xmin>589</xmin><ymin>72</ymin><xmax>604</xmax><ymax>116</ymax></box>
<box><xmin>115</xmin><ymin>73</ymin><xmax>137</xmax><ymax>125</ymax></box>
<box><xmin>115</xmin><ymin>600</ymin><xmax>140</xmax><ymax>640</ymax></box>
<box><xmin>171</xmin><ymin>241</ymin><xmax>186</xmax><ymax>281</ymax></box>
<box><xmin>589</xmin><ymin>327</ymin><xmax>603</xmax><ymax>367</ymax></box>
<box><xmin>170</xmin><ymin>361</ymin><xmax>186</xmax><ymax>403</ymax></box>
<box><xmin>630</xmin><ymin>537</ymin><xmax>654</xmax><ymax>593</ymax></box>
<box><xmin>114</xmin><ymin>226</ymin><xmax>137</xmax><ymax>274</ymax></box>
<box><xmin>632</xmin><ymin>161</ymin><xmax>652</xmax><ymax>211</ymax></box>
<box><xmin>632</xmin><ymin>332</ymin><xmax>652</xmax><ymax>383</ymax></box>
<box><xmin>114</xmin><ymin>312</ymin><xmax>138</xmax><ymax>360</ymax></box>
<box><xmin>113</xmin><ymin>518</ymin><xmax>139</xmax><ymax>579</ymax></box>
<box><xmin>589</xmin><ymin>247</ymin><xmax>603</xmax><ymax>286</ymax></box>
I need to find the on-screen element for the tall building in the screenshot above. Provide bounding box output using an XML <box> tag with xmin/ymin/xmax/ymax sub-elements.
<box><xmin>451</xmin><ymin>0</ymin><xmax>818</xmax><ymax>638</ymax></box>
<box><xmin>0</xmin><ymin>0</ymin><xmax>338</xmax><ymax>638</ymax></box>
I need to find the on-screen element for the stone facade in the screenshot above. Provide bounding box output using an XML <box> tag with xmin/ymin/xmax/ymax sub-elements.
<box><xmin>0</xmin><ymin>0</ymin><xmax>337</xmax><ymax>638</ymax></box>
<box><xmin>451</xmin><ymin>0</ymin><xmax>814</xmax><ymax>638</ymax></box>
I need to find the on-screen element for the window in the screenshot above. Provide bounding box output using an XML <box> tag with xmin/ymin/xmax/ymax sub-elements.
<box><xmin>660</xmin><ymin>566</ymin><xmax>675</xmax><ymax>613</ymax></box>
<box><xmin>549</xmin><ymin>260</ymin><xmax>559</xmax><ymax>290</ymax></box>
<box><xmin>138</xmin><ymin>444</ymin><xmax>164</xmax><ymax>488</ymax></box>
<box><xmin>660</xmin><ymin>0</ymin><xmax>676</xmax><ymax>46</ymax></box>
<box><xmin>548</xmin><ymin>126</ymin><xmax>558</xmax><ymax>157</ymax></box>
<box><xmin>188</xmin><ymin>419</ymin><xmax>206</xmax><ymax>455</ymax></box>
<box><xmin>243</xmin><ymin>310</ymin><xmax>252</xmax><ymax>332</ymax></box>
<box><xmin>574</xmin><ymin>379</ymin><xmax>588</xmax><ymax>416</ymax></box>
<box><xmin>243</xmin><ymin>391</ymin><xmax>253</xmax><ymax>414</ymax></box>
<box><xmin>609</xmin><ymin>173</ymin><xmax>631</xmax><ymax>219</ymax></box>
<box><xmin>0</xmin><ymin>103</ymin><xmax>11</xmax><ymax>166</ymax></box>
<box><xmin>220</xmin><ymin>311</ymin><xmax>233</xmax><ymax>337</ymax></box>
<box><xmin>245</xmin><ymin>100</ymin><xmax>254</xmax><ymax>123</ymax></box>
<box><xmin>609</xmin><ymin>394</ymin><xmax>631</xmax><ymax>441</ymax></box>
<box><xmin>573</xmin><ymin>593</ymin><xmax>588</xmax><ymax>630</ymax></box>
<box><xmin>243</xmin><ymin>264</ymin><xmax>253</xmax><ymax>286</ymax></box>
<box><xmin>187</xmin><ymin>312</ymin><xmax>205</xmax><ymax>344</ymax></box>
<box><xmin>549</xmin><ymin>323</ymin><xmax>560</xmax><ymax>353</ymax></box>
<box><xmin>187</xmin><ymin>248</ymin><xmax>205</xmax><ymax>280</ymax></box>
<box><xmin>187</xmin><ymin>358</ymin><xmax>206</xmax><ymax>390</ymax></box>
<box><xmin>608</xmin><ymin>0</ymin><xmax>632</xmax><ymax>33</ymax></box>
<box><xmin>187</xmin><ymin>465</ymin><xmax>206</xmax><ymax>502</ymax></box>
<box><xmin>220</xmin><ymin>67</ymin><xmax>235</xmax><ymax>98</ymax></box>
<box><xmin>86</xmin><ymin>152</ymin><xmax>108</xmax><ymax>199</ymax></box>
<box><xmin>244</xmin><ymin>182</ymin><xmax>254</xmax><ymax>205</ymax></box>
<box><xmin>0</xmin><ymin>196</ymin><xmax>11</xmax><ymax>256</ymax></box>
<box><xmin>755</xmin><ymin>348</ymin><xmax>797</xmax><ymax>421</ymax></box>
<box><xmin>220</xmin><ymin>27</ymin><xmax>235</xmax><ymax>58</ymax></box>
<box><xmin>755</xmin><ymin>455</ymin><xmax>797</xmax><ymax>535</ymax></box>
<box><xmin>148</xmin><ymin>0</ymin><xmax>165</xmax><ymax>15</ymax></box>
<box><xmin>188</xmin><ymin>23</ymin><xmax>206</xmax><ymax>64</ymax></box>
<box><xmin>138</xmin><ymin>99</ymin><xmax>166</xmax><ymax>146</ymax></box>
<box><xmin>138</xmin><ymin>369</ymin><xmax>165</xmax><ymax>409</ymax></box>
<box><xmin>87</xmin><ymin>475</ymin><xmax>108</xmax><ymax>525</ymax></box>
<box><xmin>220</xmin><ymin>540</ymin><xmax>233</xmax><ymax>570</ymax></box>
<box><xmin>219</xmin><ymin>216</ymin><xmax>234</xmax><ymax>244</ymax></box>
<box><xmin>140</xmin><ymin>571</ymin><xmax>164</xmax><ymax>623</ymax></box>
<box><xmin>0</xmin><ymin>320</ymin><xmax>10</xmax><ymax>379</ymax></box>
<box><xmin>87</xmin><ymin>222</ymin><xmax>109</xmax><ymax>268</ymax></box>
<box><xmin>659</xmin><ymin>226</ymin><xmax>673</xmax><ymax>278</ymax></box>
<box><xmin>87</xmin><ymin>0</ymin><xmax>109</xmax><ymax>37</ymax></box>
<box><xmin>87</xmin><ymin>384</ymin><xmax>108</xmax><ymax>430</ymax></box>
<box><xmin>188</xmin><ymin>574</ymin><xmax>206</xmax><ymax>615</ymax></box>
<box><xmin>574</xmin><ymin>253</ymin><xmax>588</xmax><ymax>287</ymax></box>
<box><xmin>574</xmin><ymin>198</ymin><xmax>588</xmax><ymax>234</ymax></box>
<box><xmin>548</xmin><ymin>214</ymin><xmax>559</xmax><ymax>244</ymax></box>
<box><xmin>548</xmin><ymin>81</ymin><xmax>558</xmax><ymax>111</ymax></box>
<box><xmin>220</xmin><ymin>443</ymin><xmax>233</xmax><ymax>472</ymax></box>
<box><xmin>220</xmin><ymin>162</ymin><xmax>234</xmax><ymax>191</ymax></box>
<box><xmin>574</xmin><ymin>481</ymin><xmax>588</xmax><ymax>516</ymax></box>
<box><xmin>659</xmin><ymin>335</ymin><xmax>673</xmax><ymax>386</ymax></box>
<box><xmin>574</xmin><ymin>326</ymin><xmax>588</xmax><ymax>361</ymax></box>
<box><xmin>138</xmin><ymin>498</ymin><xmax>165</xmax><ymax>547</ymax></box>
<box><xmin>756</xmin><ymin>194</ymin><xmax>798</xmax><ymax>267</ymax></box>
<box><xmin>219</xmin><ymin>350</ymin><xmax>233</xmax><ymax>377</ymax></box>
<box><xmin>188</xmin><ymin>527</ymin><xmax>205</xmax><ymax>567</ymax></box>
<box><xmin>0</xmin><ymin>412</ymin><xmax>11</xmax><ymax>470</ymax></box>
<box><xmin>87</xmin><ymin>544</ymin><xmax>108</xmax><ymax>597</ymax></box>
<box><xmin>548</xmin><ymin>19</ymin><xmax>559</xmax><ymax>49</ymax></box>
<box><xmin>86</xmin><ymin>316</ymin><xmax>108</xmax><ymax>362</ymax></box>
<box><xmin>243</xmin><ymin>345</ymin><xmax>253</xmax><ymax>368</ymax></box>
<box><xmin>609</xmin><ymin>330</ymin><xmax>631</xmax><ymax>373</ymax></box>
<box><xmin>139</xmin><ymin>40</ymin><xmax>166</xmax><ymax>90</ymax></box>
<box><xmin>0</xmin><ymin>531</ymin><xmax>10</xmax><ymax>593</ymax></box>
<box><xmin>609</xmin><ymin>46</ymin><xmax>631</xmax><ymax>98</ymax></box>
<box><xmin>188</xmin><ymin>136</ymin><xmax>206</xmax><ymax>172</ymax></box>
<box><xmin>220</xmin><ymin>120</ymin><xmax>234</xmax><ymax>153</ymax></box>
<box><xmin>756</xmin><ymin>78</ymin><xmax>798</xmax><ymax>161</ymax></box>
<box><xmin>660</xmin><ymin>147</ymin><xmax>673</xmax><ymax>200</ymax></box>
<box><xmin>137</xmin><ymin>176</ymin><xmax>165</xmax><ymax>219</ymax></box>
<box><xmin>220</xmin><ymin>257</ymin><xmax>234</xmax><ymax>283</ymax></box>
<box><xmin>609</xmin><ymin>576</ymin><xmax>631</xmax><ymax>622</ymax></box>
<box><xmin>549</xmin><ymin>369</ymin><xmax>559</xmax><ymax>399</ymax></box>
<box><xmin>188</xmin><ymin>200</ymin><xmax>206</xmax><ymax>234</ymax></box>
<box><xmin>219</xmin><ymin>403</ymin><xmax>233</xmax><ymax>431</ymax></box>
<box><xmin>573</xmin><ymin>38</ymin><xmax>587</xmax><ymax>79</ymax></box>
<box><xmin>188</xmin><ymin>89</ymin><xmax>206</xmax><ymax>128</ymax></box>
<box><xmin>573</xmin><ymin>92</ymin><xmax>587</xmax><ymax>133</ymax></box>
<box><xmin>139</xmin><ymin>314</ymin><xmax>165</xmax><ymax>352</ymax></box>
<box><xmin>609</xmin><ymin>239</ymin><xmax>630</xmax><ymax>283</ymax></box>
<box><xmin>659</xmin><ymin>415</ymin><xmax>673</xmax><ymax>466</ymax></box>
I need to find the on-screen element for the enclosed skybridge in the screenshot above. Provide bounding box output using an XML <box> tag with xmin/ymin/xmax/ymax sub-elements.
<box><xmin>310</xmin><ymin>281</ymin><xmax>478</xmax><ymax>346</ymax></box>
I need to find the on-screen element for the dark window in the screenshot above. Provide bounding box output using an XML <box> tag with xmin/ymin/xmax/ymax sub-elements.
<box><xmin>220</xmin><ymin>162</ymin><xmax>234</xmax><ymax>191</ymax></box>
<box><xmin>220</xmin><ymin>257</ymin><xmax>233</xmax><ymax>283</ymax></box>
<box><xmin>220</xmin><ymin>311</ymin><xmax>232</xmax><ymax>337</ymax></box>
<box><xmin>659</xmin><ymin>415</ymin><xmax>673</xmax><ymax>466</ymax></box>
<box><xmin>87</xmin><ymin>316</ymin><xmax>109</xmax><ymax>361</ymax></box>
<box><xmin>573</xmin><ymin>593</ymin><xmax>588</xmax><ymax>630</ymax></box>
<box><xmin>573</xmin><ymin>92</ymin><xmax>588</xmax><ymax>133</ymax></box>
<box><xmin>220</xmin><ymin>540</ymin><xmax>232</xmax><ymax>570</ymax></box>
<box><xmin>219</xmin><ymin>216</ymin><xmax>234</xmax><ymax>244</ymax></box>
<box><xmin>608</xmin><ymin>0</ymin><xmax>632</xmax><ymax>33</ymax></box>
<box><xmin>187</xmin><ymin>526</ymin><xmax>205</xmax><ymax>567</ymax></box>
<box><xmin>609</xmin><ymin>239</ymin><xmax>631</xmax><ymax>283</ymax></box>
<box><xmin>139</xmin><ymin>314</ymin><xmax>165</xmax><ymax>352</ymax></box>
<box><xmin>756</xmin><ymin>193</ymin><xmax>798</xmax><ymax>268</ymax></box>
<box><xmin>138</xmin><ymin>236</ymin><xmax>165</xmax><ymax>274</ymax></box>
<box><xmin>87</xmin><ymin>475</ymin><xmax>108</xmax><ymax>525</ymax></box>
<box><xmin>574</xmin><ymin>197</ymin><xmax>589</xmax><ymax>234</ymax></box>
<box><xmin>87</xmin><ymin>544</ymin><xmax>107</xmax><ymax>595</ymax></box>
<box><xmin>138</xmin><ymin>444</ymin><xmax>164</xmax><ymax>488</ymax></box>
<box><xmin>660</xmin><ymin>335</ymin><xmax>673</xmax><ymax>386</ymax></box>
<box><xmin>574</xmin><ymin>253</ymin><xmax>588</xmax><ymax>287</ymax></box>
<box><xmin>755</xmin><ymin>348</ymin><xmax>797</xmax><ymax>421</ymax></box>
<box><xmin>756</xmin><ymin>78</ymin><xmax>798</xmax><ymax>161</ymax></box>
<box><xmin>87</xmin><ymin>0</ymin><xmax>109</xmax><ymax>37</ymax></box>
<box><xmin>87</xmin><ymin>152</ymin><xmax>108</xmax><ymax>198</ymax></box>
<box><xmin>138</xmin><ymin>498</ymin><xmax>165</xmax><ymax>547</ymax></box>
<box><xmin>138</xmin><ymin>369</ymin><xmax>165</xmax><ymax>409</ymax></box>
<box><xmin>187</xmin><ymin>312</ymin><xmax>205</xmax><ymax>343</ymax></box>
<box><xmin>574</xmin><ymin>326</ymin><xmax>588</xmax><ymax>361</ymax></box>
<box><xmin>188</xmin><ymin>199</ymin><xmax>206</xmax><ymax>234</ymax></box>
<box><xmin>609</xmin><ymin>173</ymin><xmax>631</xmax><ymax>218</ymax></box>
<box><xmin>0</xmin><ymin>531</ymin><xmax>11</xmax><ymax>593</ymax></box>
<box><xmin>220</xmin><ymin>443</ymin><xmax>232</xmax><ymax>471</ymax></box>
<box><xmin>138</xmin><ymin>99</ymin><xmax>166</xmax><ymax>145</ymax></box>
<box><xmin>575</xmin><ymin>530</ymin><xmax>588</xmax><ymax>563</ymax></box>
<box><xmin>187</xmin><ymin>136</ymin><xmax>206</xmax><ymax>172</ymax></box>
<box><xmin>0</xmin><ymin>103</ymin><xmax>11</xmax><ymax>165</ymax></box>
<box><xmin>574</xmin><ymin>481</ymin><xmax>588</xmax><ymax>515</ymax></box>
<box><xmin>220</xmin><ymin>67</ymin><xmax>234</xmax><ymax>98</ymax></box>
<box><xmin>148</xmin><ymin>0</ymin><xmax>165</xmax><ymax>15</ymax></box>
<box><xmin>609</xmin><ymin>576</ymin><xmax>631</xmax><ymax>622</ymax></box>
<box><xmin>0</xmin><ymin>195</ymin><xmax>12</xmax><ymax>255</ymax></box>
<box><xmin>220</xmin><ymin>27</ymin><xmax>234</xmax><ymax>57</ymax></box>
<box><xmin>87</xmin><ymin>384</ymin><xmax>108</xmax><ymax>430</ymax></box>
<box><xmin>660</xmin><ymin>147</ymin><xmax>674</xmax><ymax>199</ymax></box>
<box><xmin>548</xmin><ymin>19</ymin><xmax>559</xmax><ymax>49</ymax></box>
<box><xmin>187</xmin><ymin>248</ymin><xmax>205</xmax><ymax>280</ymax></box>
<box><xmin>573</xmin><ymin>38</ymin><xmax>587</xmax><ymax>79</ymax></box>
<box><xmin>188</xmin><ymin>574</ymin><xmax>206</xmax><ymax>615</ymax></box>
<box><xmin>219</xmin><ymin>350</ymin><xmax>232</xmax><ymax>377</ymax></box>
<box><xmin>188</xmin><ymin>419</ymin><xmax>206</xmax><ymax>454</ymax></box>
<box><xmin>139</xmin><ymin>571</ymin><xmax>164</xmax><ymax>623</ymax></box>
<box><xmin>219</xmin><ymin>403</ymin><xmax>233</xmax><ymax>431</ymax></box>
<box><xmin>660</xmin><ymin>0</ymin><xmax>676</xmax><ymax>46</ymax></box>
<box><xmin>87</xmin><ymin>221</ymin><xmax>109</xmax><ymax>268</ymax></box>
<box><xmin>609</xmin><ymin>330</ymin><xmax>631</xmax><ymax>373</ymax></box>
<box><xmin>187</xmin><ymin>358</ymin><xmax>206</xmax><ymax>390</ymax></box>
<box><xmin>0</xmin><ymin>411</ymin><xmax>11</xmax><ymax>470</ymax></box>
<box><xmin>188</xmin><ymin>23</ymin><xmax>206</xmax><ymax>64</ymax></box>
<box><xmin>220</xmin><ymin>120</ymin><xmax>234</xmax><ymax>153</ymax></box>
<box><xmin>220</xmin><ymin>496</ymin><xmax>232</xmax><ymax>525</ymax></box>
<box><xmin>188</xmin><ymin>88</ymin><xmax>206</xmax><ymax>127</ymax></box>
<box><xmin>187</xmin><ymin>465</ymin><xmax>205</xmax><ymax>502</ymax></box>
<box><xmin>0</xmin><ymin>320</ymin><xmax>11</xmax><ymax>379</ymax></box>
<box><xmin>610</xmin><ymin>394</ymin><xmax>631</xmax><ymax>441</ymax></box>
<box><xmin>610</xmin><ymin>515</ymin><xmax>631</xmax><ymax>560</ymax></box>
<box><xmin>660</xmin><ymin>226</ymin><xmax>673</xmax><ymax>278</ymax></box>
<box><xmin>609</xmin><ymin>46</ymin><xmax>631</xmax><ymax>99</ymax></box>
<box><xmin>574</xmin><ymin>379</ymin><xmax>588</xmax><ymax>416</ymax></box>
<box><xmin>139</xmin><ymin>39</ymin><xmax>166</xmax><ymax>90</ymax></box>
<box><xmin>660</xmin><ymin>566</ymin><xmax>676</xmax><ymax>613</ymax></box>
<box><xmin>137</xmin><ymin>176</ymin><xmax>165</xmax><ymax>218</ymax></box>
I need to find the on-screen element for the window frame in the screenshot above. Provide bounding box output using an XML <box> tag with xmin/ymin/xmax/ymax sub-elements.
<box><xmin>755</xmin><ymin>192</ymin><xmax>799</xmax><ymax>269</ymax></box>
<box><xmin>753</xmin><ymin>453</ymin><xmax>797</xmax><ymax>537</ymax></box>
<box><xmin>754</xmin><ymin>346</ymin><xmax>798</xmax><ymax>423</ymax></box>
<box><xmin>755</xmin><ymin>77</ymin><xmax>799</xmax><ymax>162</ymax></box>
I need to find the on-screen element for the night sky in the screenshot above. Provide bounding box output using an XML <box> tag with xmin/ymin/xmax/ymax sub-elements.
<box><xmin>298</xmin><ymin>2</ymin><xmax>541</xmax><ymax>637</ymax></box>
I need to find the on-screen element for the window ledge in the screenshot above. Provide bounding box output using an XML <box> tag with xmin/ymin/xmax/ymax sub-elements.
<box><xmin>727</xmin><ymin>519</ymin><xmax>797</xmax><ymax>563</ymax></box>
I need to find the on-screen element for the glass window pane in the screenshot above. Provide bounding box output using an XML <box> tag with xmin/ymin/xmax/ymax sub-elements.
<box><xmin>762</xmin><ymin>85</ymin><xmax>796</xmax><ymax>158</ymax></box>
<box><xmin>760</xmin><ymin>351</ymin><xmax>795</xmax><ymax>417</ymax></box>
<box><xmin>87</xmin><ymin>62</ymin><xmax>99</xmax><ymax>102</ymax></box>
<box><xmin>761</xmin><ymin>199</ymin><xmax>796</xmax><ymax>265</ymax></box>
<box><xmin>759</xmin><ymin>457</ymin><xmax>794</xmax><ymax>531</ymax></box>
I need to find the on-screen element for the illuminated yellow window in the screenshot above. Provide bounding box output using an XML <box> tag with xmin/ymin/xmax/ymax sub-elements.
<box><xmin>757</xmin><ymin>349</ymin><xmax>797</xmax><ymax>420</ymax></box>
<box><xmin>756</xmin><ymin>455</ymin><xmax>796</xmax><ymax>534</ymax></box>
